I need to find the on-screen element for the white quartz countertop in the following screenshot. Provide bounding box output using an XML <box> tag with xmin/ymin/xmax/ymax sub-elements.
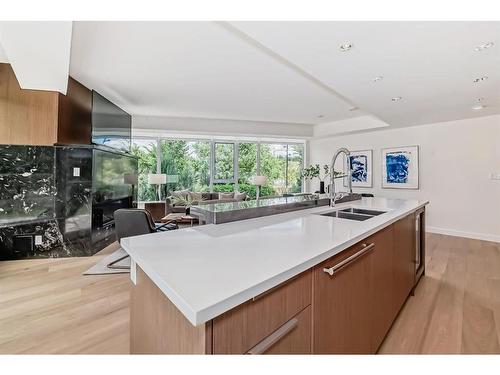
<box><xmin>121</xmin><ymin>197</ymin><xmax>428</xmax><ymax>326</ymax></box>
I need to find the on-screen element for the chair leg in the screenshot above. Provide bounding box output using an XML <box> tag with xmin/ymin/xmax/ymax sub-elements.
<box><xmin>107</xmin><ymin>254</ymin><xmax>131</xmax><ymax>270</ymax></box>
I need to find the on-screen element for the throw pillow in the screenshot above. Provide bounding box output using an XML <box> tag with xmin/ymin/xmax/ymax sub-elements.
<box><xmin>189</xmin><ymin>191</ymin><xmax>203</xmax><ymax>204</ymax></box>
<box><xmin>234</xmin><ymin>192</ymin><xmax>247</xmax><ymax>201</ymax></box>
<box><xmin>171</xmin><ymin>189</ymin><xmax>190</xmax><ymax>206</ymax></box>
<box><xmin>218</xmin><ymin>192</ymin><xmax>234</xmax><ymax>200</ymax></box>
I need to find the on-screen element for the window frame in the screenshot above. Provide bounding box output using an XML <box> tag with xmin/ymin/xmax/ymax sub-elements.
<box><xmin>130</xmin><ymin>135</ymin><xmax>306</xmax><ymax>196</ymax></box>
<box><xmin>211</xmin><ymin>141</ymin><xmax>237</xmax><ymax>184</ymax></box>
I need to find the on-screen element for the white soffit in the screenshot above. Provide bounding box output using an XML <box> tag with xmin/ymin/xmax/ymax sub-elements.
<box><xmin>70</xmin><ymin>21</ymin><xmax>359</xmax><ymax>125</ymax></box>
<box><xmin>133</xmin><ymin>115</ymin><xmax>314</xmax><ymax>139</ymax></box>
<box><xmin>231</xmin><ymin>21</ymin><xmax>500</xmax><ymax>127</ymax></box>
<box><xmin>0</xmin><ymin>21</ymin><xmax>72</xmax><ymax>94</ymax></box>
<box><xmin>313</xmin><ymin>116</ymin><xmax>390</xmax><ymax>139</ymax></box>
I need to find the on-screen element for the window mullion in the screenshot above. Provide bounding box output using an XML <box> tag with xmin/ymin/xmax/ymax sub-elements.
<box><xmin>234</xmin><ymin>142</ymin><xmax>238</xmax><ymax>191</ymax></box>
<box><xmin>209</xmin><ymin>141</ymin><xmax>215</xmax><ymax>192</ymax></box>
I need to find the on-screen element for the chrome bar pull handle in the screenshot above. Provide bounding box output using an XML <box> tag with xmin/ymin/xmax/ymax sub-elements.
<box><xmin>323</xmin><ymin>242</ymin><xmax>375</xmax><ymax>276</ymax></box>
<box><xmin>246</xmin><ymin>318</ymin><xmax>298</xmax><ymax>354</ymax></box>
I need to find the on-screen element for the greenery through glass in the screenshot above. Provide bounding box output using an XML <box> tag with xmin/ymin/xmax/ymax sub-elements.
<box><xmin>214</xmin><ymin>143</ymin><xmax>234</xmax><ymax>181</ymax></box>
<box><xmin>161</xmin><ymin>140</ymin><xmax>211</xmax><ymax>195</ymax></box>
<box><xmin>130</xmin><ymin>139</ymin><xmax>158</xmax><ymax>201</ymax></box>
<box><xmin>131</xmin><ymin>137</ymin><xmax>304</xmax><ymax>201</ymax></box>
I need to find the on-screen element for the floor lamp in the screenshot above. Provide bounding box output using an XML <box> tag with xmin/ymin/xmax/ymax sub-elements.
<box><xmin>251</xmin><ymin>175</ymin><xmax>268</xmax><ymax>200</ymax></box>
<box><xmin>124</xmin><ymin>173</ymin><xmax>138</xmax><ymax>207</ymax></box>
<box><xmin>148</xmin><ymin>173</ymin><xmax>167</xmax><ymax>201</ymax></box>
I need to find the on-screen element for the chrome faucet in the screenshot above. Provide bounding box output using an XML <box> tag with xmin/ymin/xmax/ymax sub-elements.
<box><xmin>329</xmin><ymin>147</ymin><xmax>352</xmax><ymax>206</ymax></box>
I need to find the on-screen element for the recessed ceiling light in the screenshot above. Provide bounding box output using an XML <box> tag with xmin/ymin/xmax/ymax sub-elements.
<box><xmin>474</xmin><ymin>42</ymin><xmax>494</xmax><ymax>52</ymax></box>
<box><xmin>391</xmin><ymin>96</ymin><xmax>402</xmax><ymax>102</ymax></box>
<box><xmin>473</xmin><ymin>76</ymin><xmax>488</xmax><ymax>83</ymax></box>
<box><xmin>472</xmin><ymin>104</ymin><xmax>486</xmax><ymax>110</ymax></box>
<box><xmin>339</xmin><ymin>42</ymin><xmax>353</xmax><ymax>52</ymax></box>
<box><xmin>373</xmin><ymin>76</ymin><xmax>384</xmax><ymax>82</ymax></box>
<box><xmin>317</xmin><ymin>115</ymin><xmax>324</xmax><ymax>119</ymax></box>
<box><xmin>349</xmin><ymin>106</ymin><xmax>359</xmax><ymax>111</ymax></box>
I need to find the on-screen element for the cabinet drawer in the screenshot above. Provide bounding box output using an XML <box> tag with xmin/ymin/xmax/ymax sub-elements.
<box><xmin>212</xmin><ymin>270</ymin><xmax>312</xmax><ymax>354</ymax></box>
<box><xmin>247</xmin><ymin>306</ymin><xmax>311</xmax><ymax>354</ymax></box>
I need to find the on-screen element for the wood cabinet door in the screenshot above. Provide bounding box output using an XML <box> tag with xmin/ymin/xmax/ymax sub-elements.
<box><xmin>393</xmin><ymin>213</ymin><xmax>416</xmax><ymax>315</ymax></box>
<box><xmin>313</xmin><ymin>241</ymin><xmax>373</xmax><ymax>354</ymax></box>
<box><xmin>370</xmin><ymin>225</ymin><xmax>395</xmax><ymax>352</ymax></box>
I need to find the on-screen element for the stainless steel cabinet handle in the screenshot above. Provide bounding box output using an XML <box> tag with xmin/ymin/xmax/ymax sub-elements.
<box><xmin>323</xmin><ymin>243</ymin><xmax>375</xmax><ymax>276</ymax></box>
<box><xmin>246</xmin><ymin>318</ymin><xmax>298</xmax><ymax>354</ymax></box>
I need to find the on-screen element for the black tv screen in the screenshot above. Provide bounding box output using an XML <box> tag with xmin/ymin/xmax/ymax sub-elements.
<box><xmin>91</xmin><ymin>90</ymin><xmax>131</xmax><ymax>152</ymax></box>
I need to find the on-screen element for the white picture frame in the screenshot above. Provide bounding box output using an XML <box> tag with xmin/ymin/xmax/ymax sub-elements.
<box><xmin>381</xmin><ymin>146</ymin><xmax>419</xmax><ymax>189</ymax></box>
<box><xmin>343</xmin><ymin>150</ymin><xmax>373</xmax><ymax>188</ymax></box>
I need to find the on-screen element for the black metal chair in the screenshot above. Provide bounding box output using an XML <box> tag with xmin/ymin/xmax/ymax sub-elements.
<box><xmin>108</xmin><ymin>208</ymin><xmax>178</xmax><ymax>269</ymax></box>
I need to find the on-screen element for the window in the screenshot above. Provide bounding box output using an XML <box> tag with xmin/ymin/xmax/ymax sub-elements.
<box><xmin>287</xmin><ymin>144</ymin><xmax>304</xmax><ymax>193</ymax></box>
<box><xmin>260</xmin><ymin>144</ymin><xmax>287</xmax><ymax>197</ymax></box>
<box><xmin>260</xmin><ymin>143</ymin><xmax>304</xmax><ymax>197</ymax></box>
<box><xmin>160</xmin><ymin>139</ymin><xmax>210</xmax><ymax>195</ymax></box>
<box><xmin>131</xmin><ymin>135</ymin><xmax>305</xmax><ymax>199</ymax></box>
<box><xmin>213</xmin><ymin>142</ymin><xmax>235</xmax><ymax>181</ymax></box>
<box><xmin>237</xmin><ymin>142</ymin><xmax>258</xmax><ymax>198</ymax></box>
<box><xmin>130</xmin><ymin>138</ymin><xmax>158</xmax><ymax>201</ymax></box>
<box><xmin>212</xmin><ymin>142</ymin><xmax>235</xmax><ymax>192</ymax></box>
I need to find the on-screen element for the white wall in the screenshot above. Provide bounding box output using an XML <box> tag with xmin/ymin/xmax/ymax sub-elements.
<box><xmin>308</xmin><ymin>115</ymin><xmax>500</xmax><ymax>242</ymax></box>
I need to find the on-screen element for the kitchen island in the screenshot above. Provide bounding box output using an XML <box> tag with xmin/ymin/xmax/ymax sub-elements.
<box><xmin>121</xmin><ymin>197</ymin><xmax>428</xmax><ymax>354</ymax></box>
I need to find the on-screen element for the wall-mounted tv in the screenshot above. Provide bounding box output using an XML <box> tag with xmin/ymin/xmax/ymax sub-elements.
<box><xmin>91</xmin><ymin>90</ymin><xmax>131</xmax><ymax>152</ymax></box>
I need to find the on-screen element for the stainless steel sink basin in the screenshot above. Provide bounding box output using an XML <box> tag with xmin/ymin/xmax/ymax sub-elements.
<box><xmin>317</xmin><ymin>207</ymin><xmax>387</xmax><ymax>221</ymax></box>
<box><xmin>340</xmin><ymin>208</ymin><xmax>387</xmax><ymax>216</ymax></box>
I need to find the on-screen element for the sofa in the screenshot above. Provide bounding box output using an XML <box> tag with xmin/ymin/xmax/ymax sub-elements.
<box><xmin>165</xmin><ymin>190</ymin><xmax>248</xmax><ymax>214</ymax></box>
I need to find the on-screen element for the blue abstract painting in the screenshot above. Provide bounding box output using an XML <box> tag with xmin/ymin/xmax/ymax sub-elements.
<box><xmin>385</xmin><ymin>152</ymin><xmax>410</xmax><ymax>183</ymax></box>
<box><xmin>349</xmin><ymin>155</ymin><xmax>368</xmax><ymax>182</ymax></box>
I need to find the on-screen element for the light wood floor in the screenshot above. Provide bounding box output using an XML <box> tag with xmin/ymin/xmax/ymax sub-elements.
<box><xmin>0</xmin><ymin>243</ymin><xmax>130</xmax><ymax>354</ymax></box>
<box><xmin>380</xmin><ymin>233</ymin><xmax>500</xmax><ymax>354</ymax></box>
<box><xmin>1</xmin><ymin>233</ymin><xmax>499</xmax><ymax>354</ymax></box>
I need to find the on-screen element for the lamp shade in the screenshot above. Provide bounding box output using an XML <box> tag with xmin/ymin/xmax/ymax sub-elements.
<box><xmin>123</xmin><ymin>173</ymin><xmax>138</xmax><ymax>185</ymax></box>
<box><xmin>250</xmin><ymin>175</ymin><xmax>268</xmax><ymax>186</ymax></box>
<box><xmin>165</xmin><ymin>174</ymin><xmax>179</xmax><ymax>183</ymax></box>
<box><xmin>147</xmin><ymin>173</ymin><xmax>167</xmax><ymax>185</ymax></box>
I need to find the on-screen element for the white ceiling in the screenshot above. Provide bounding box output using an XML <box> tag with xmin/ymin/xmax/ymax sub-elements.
<box><xmin>33</xmin><ymin>20</ymin><xmax>499</xmax><ymax>132</ymax></box>
<box><xmin>70</xmin><ymin>21</ymin><xmax>359</xmax><ymax>126</ymax></box>
<box><xmin>231</xmin><ymin>21</ymin><xmax>500</xmax><ymax>127</ymax></box>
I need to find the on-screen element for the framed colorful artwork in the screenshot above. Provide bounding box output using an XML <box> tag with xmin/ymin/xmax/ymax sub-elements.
<box><xmin>381</xmin><ymin>146</ymin><xmax>419</xmax><ymax>189</ymax></box>
<box><xmin>343</xmin><ymin>150</ymin><xmax>373</xmax><ymax>188</ymax></box>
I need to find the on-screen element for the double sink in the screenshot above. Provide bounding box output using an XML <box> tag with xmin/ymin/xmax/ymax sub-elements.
<box><xmin>317</xmin><ymin>207</ymin><xmax>387</xmax><ymax>221</ymax></box>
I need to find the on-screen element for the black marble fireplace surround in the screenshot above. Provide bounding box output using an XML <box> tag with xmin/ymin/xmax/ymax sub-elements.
<box><xmin>0</xmin><ymin>144</ymin><xmax>137</xmax><ymax>260</ymax></box>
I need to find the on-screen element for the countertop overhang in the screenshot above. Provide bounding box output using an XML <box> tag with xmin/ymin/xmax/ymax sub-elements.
<box><xmin>121</xmin><ymin>197</ymin><xmax>429</xmax><ymax>326</ymax></box>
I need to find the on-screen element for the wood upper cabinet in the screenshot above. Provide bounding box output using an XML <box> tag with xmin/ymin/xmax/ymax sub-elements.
<box><xmin>57</xmin><ymin>77</ymin><xmax>92</xmax><ymax>145</ymax></box>
<box><xmin>313</xmin><ymin>240</ymin><xmax>374</xmax><ymax>354</ymax></box>
<box><xmin>0</xmin><ymin>63</ymin><xmax>58</xmax><ymax>145</ymax></box>
<box><xmin>370</xmin><ymin>225</ymin><xmax>395</xmax><ymax>352</ymax></box>
<box><xmin>0</xmin><ymin>63</ymin><xmax>93</xmax><ymax>146</ymax></box>
<box><xmin>393</xmin><ymin>213</ymin><xmax>416</xmax><ymax>315</ymax></box>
